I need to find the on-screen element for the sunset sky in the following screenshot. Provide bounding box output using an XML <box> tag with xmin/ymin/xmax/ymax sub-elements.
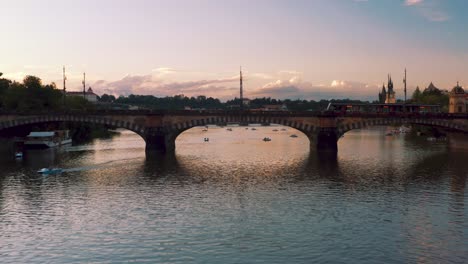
<box><xmin>1</xmin><ymin>0</ymin><xmax>467</xmax><ymax>101</ymax></box>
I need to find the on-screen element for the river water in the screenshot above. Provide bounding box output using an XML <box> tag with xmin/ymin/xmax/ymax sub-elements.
<box><xmin>0</xmin><ymin>126</ymin><xmax>466</xmax><ymax>263</ymax></box>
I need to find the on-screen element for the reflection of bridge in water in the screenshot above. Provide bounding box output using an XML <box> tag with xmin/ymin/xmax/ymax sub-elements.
<box><xmin>1</xmin><ymin>110</ymin><xmax>467</xmax><ymax>153</ymax></box>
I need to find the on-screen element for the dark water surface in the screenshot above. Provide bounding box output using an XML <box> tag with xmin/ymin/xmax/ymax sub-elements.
<box><xmin>0</xmin><ymin>126</ymin><xmax>467</xmax><ymax>263</ymax></box>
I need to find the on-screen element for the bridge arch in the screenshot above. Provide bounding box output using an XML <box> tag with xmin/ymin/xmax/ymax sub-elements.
<box><xmin>0</xmin><ymin>115</ymin><xmax>147</xmax><ymax>140</ymax></box>
<box><xmin>164</xmin><ymin>115</ymin><xmax>319</xmax><ymax>146</ymax></box>
<box><xmin>336</xmin><ymin>118</ymin><xmax>468</xmax><ymax>136</ymax></box>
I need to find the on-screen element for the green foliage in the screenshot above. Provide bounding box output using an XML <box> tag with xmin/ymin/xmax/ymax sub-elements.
<box><xmin>411</xmin><ymin>86</ymin><xmax>449</xmax><ymax>112</ymax></box>
<box><xmin>412</xmin><ymin>87</ymin><xmax>422</xmax><ymax>102</ymax></box>
<box><xmin>23</xmin><ymin>75</ymin><xmax>43</xmax><ymax>89</ymax></box>
<box><xmin>114</xmin><ymin>94</ymin><xmax>224</xmax><ymax>110</ymax></box>
<box><xmin>0</xmin><ymin>74</ymin><xmax>92</xmax><ymax>112</ymax></box>
<box><xmin>99</xmin><ymin>93</ymin><xmax>116</xmax><ymax>103</ymax></box>
<box><xmin>65</xmin><ymin>96</ymin><xmax>94</xmax><ymax>110</ymax></box>
<box><xmin>0</xmin><ymin>74</ymin><xmax>12</xmax><ymax>107</ymax></box>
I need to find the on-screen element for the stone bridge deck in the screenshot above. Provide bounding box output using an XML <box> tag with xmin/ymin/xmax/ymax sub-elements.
<box><xmin>1</xmin><ymin>110</ymin><xmax>467</xmax><ymax>152</ymax></box>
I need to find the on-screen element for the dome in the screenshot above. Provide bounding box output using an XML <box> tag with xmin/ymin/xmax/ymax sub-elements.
<box><xmin>451</xmin><ymin>83</ymin><xmax>465</xmax><ymax>94</ymax></box>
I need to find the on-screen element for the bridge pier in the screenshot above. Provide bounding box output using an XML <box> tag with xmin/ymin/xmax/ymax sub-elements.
<box><xmin>144</xmin><ymin>129</ymin><xmax>176</xmax><ymax>153</ymax></box>
<box><xmin>308</xmin><ymin>129</ymin><xmax>338</xmax><ymax>152</ymax></box>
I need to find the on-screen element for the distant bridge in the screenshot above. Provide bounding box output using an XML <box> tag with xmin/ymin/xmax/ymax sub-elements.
<box><xmin>0</xmin><ymin>110</ymin><xmax>467</xmax><ymax>152</ymax></box>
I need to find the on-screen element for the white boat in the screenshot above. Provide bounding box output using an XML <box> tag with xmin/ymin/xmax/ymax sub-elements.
<box><xmin>399</xmin><ymin>126</ymin><xmax>411</xmax><ymax>133</ymax></box>
<box><xmin>25</xmin><ymin>131</ymin><xmax>72</xmax><ymax>149</ymax></box>
<box><xmin>37</xmin><ymin>168</ymin><xmax>63</xmax><ymax>174</ymax></box>
<box><xmin>15</xmin><ymin>152</ymin><xmax>23</xmax><ymax>159</ymax></box>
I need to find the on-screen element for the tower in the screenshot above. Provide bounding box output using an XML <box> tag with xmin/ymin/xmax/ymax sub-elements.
<box><xmin>63</xmin><ymin>66</ymin><xmax>67</xmax><ymax>106</ymax></box>
<box><xmin>385</xmin><ymin>74</ymin><xmax>396</xmax><ymax>104</ymax></box>
<box><xmin>378</xmin><ymin>83</ymin><xmax>386</xmax><ymax>103</ymax></box>
<box><xmin>449</xmin><ymin>82</ymin><xmax>466</xmax><ymax>113</ymax></box>
<box><xmin>403</xmin><ymin>68</ymin><xmax>407</xmax><ymax>103</ymax></box>
<box><xmin>240</xmin><ymin>67</ymin><xmax>243</xmax><ymax>109</ymax></box>
<box><xmin>82</xmin><ymin>72</ymin><xmax>86</xmax><ymax>99</ymax></box>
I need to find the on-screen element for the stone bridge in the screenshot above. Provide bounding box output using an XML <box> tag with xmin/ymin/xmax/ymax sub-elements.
<box><xmin>0</xmin><ymin>110</ymin><xmax>467</xmax><ymax>153</ymax></box>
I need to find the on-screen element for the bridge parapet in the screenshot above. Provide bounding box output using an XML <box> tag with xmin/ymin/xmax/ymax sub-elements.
<box><xmin>0</xmin><ymin>111</ymin><xmax>467</xmax><ymax>153</ymax></box>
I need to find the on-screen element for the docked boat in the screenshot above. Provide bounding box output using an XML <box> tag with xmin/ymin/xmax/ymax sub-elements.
<box><xmin>24</xmin><ymin>131</ymin><xmax>72</xmax><ymax>149</ymax></box>
<box><xmin>399</xmin><ymin>126</ymin><xmax>411</xmax><ymax>133</ymax></box>
<box><xmin>37</xmin><ymin>168</ymin><xmax>63</xmax><ymax>174</ymax></box>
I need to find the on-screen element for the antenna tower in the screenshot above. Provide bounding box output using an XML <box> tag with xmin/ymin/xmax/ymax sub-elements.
<box><xmin>240</xmin><ymin>67</ymin><xmax>243</xmax><ymax>109</ymax></box>
<box><xmin>63</xmin><ymin>66</ymin><xmax>67</xmax><ymax>107</ymax></box>
<box><xmin>83</xmin><ymin>72</ymin><xmax>86</xmax><ymax>98</ymax></box>
<box><xmin>403</xmin><ymin>68</ymin><xmax>407</xmax><ymax>103</ymax></box>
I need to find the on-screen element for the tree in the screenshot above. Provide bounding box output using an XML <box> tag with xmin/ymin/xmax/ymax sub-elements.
<box><xmin>23</xmin><ymin>75</ymin><xmax>42</xmax><ymax>89</ymax></box>
<box><xmin>412</xmin><ymin>86</ymin><xmax>422</xmax><ymax>102</ymax></box>
<box><xmin>0</xmin><ymin>73</ymin><xmax>12</xmax><ymax>106</ymax></box>
<box><xmin>99</xmin><ymin>93</ymin><xmax>116</xmax><ymax>103</ymax></box>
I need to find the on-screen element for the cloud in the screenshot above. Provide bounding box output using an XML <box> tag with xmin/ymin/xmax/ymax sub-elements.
<box><xmin>91</xmin><ymin>71</ymin><xmax>383</xmax><ymax>102</ymax></box>
<box><xmin>91</xmin><ymin>74</ymin><xmax>238</xmax><ymax>100</ymax></box>
<box><xmin>251</xmin><ymin>77</ymin><xmax>380</xmax><ymax>101</ymax></box>
<box><xmin>404</xmin><ymin>0</ymin><xmax>449</xmax><ymax>22</ymax></box>
<box><xmin>405</xmin><ymin>0</ymin><xmax>423</xmax><ymax>6</ymax></box>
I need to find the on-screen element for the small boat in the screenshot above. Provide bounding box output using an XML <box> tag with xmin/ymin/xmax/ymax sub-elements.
<box><xmin>290</xmin><ymin>134</ymin><xmax>298</xmax><ymax>138</ymax></box>
<box><xmin>281</xmin><ymin>128</ymin><xmax>287</xmax><ymax>131</ymax></box>
<box><xmin>263</xmin><ymin>137</ymin><xmax>271</xmax><ymax>142</ymax></box>
<box><xmin>202</xmin><ymin>129</ymin><xmax>208</xmax><ymax>132</ymax></box>
<box><xmin>204</xmin><ymin>138</ymin><xmax>209</xmax><ymax>142</ymax></box>
<box><xmin>37</xmin><ymin>168</ymin><xmax>63</xmax><ymax>175</ymax></box>
<box><xmin>272</xmin><ymin>129</ymin><xmax>279</xmax><ymax>132</ymax></box>
<box><xmin>399</xmin><ymin>126</ymin><xmax>411</xmax><ymax>133</ymax></box>
<box><xmin>15</xmin><ymin>152</ymin><xmax>23</xmax><ymax>159</ymax></box>
<box><xmin>226</xmin><ymin>128</ymin><xmax>233</xmax><ymax>131</ymax></box>
<box><xmin>25</xmin><ymin>130</ymin><xmax>72</xmax><ymax>149</ymax></box>
<box><xmin>251</xmin><ymin>128</ymin><xmax>257</xmax><ymax>131</ymax></box>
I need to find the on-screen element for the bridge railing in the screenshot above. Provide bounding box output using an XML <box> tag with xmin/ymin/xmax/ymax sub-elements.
<box><xmin>0</xmin><ymin>109</ymin><xmax>466</xmax><ymax>119</ymax></box>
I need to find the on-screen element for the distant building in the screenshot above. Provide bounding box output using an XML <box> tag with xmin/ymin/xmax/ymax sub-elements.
<box><xmin>449</xmin><ymin>82</ymin><xmax>466</xmax><ymax>113</ymax></box>
<box><xmin>378</xmin><ymin>83</ymin><xmax>386</xmax><ymax>103</ymax></box>
<box><xmin>242</xmin><ymin>98</ymin><xmax>251</xmax><ymax>106</ymax></box>
<box><xmin>424</xmin><ymin>82</ymin><xmax>441</xmax><ymax>93</ymax></box>
<box><xmin>385</xmin><ymin>75</ymin><xmax>396</xmax><ymax>103</ymax></box>
<box><xmin>377</xmin><ymin>75</ymin><xmax>396</xmax><ymax>104</ymax></box>
<box><xmin>67</xmin><ymin>87</ymin><xmax>98</xmax><ymax>103</ymax></box>
<box><xmin>261</xmin><ymin>104</ymin><xmax>288</xmax><ymax>111</ymax></box>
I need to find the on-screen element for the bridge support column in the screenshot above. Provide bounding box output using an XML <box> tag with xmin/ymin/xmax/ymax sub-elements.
<box><xmin>144</xmin><ymin>129</ymin><xmax>176</xmax><ymax>153</ymax></box>
<box><xmin>309</xmin><ymin>128</ymin><xmax>338</xmax><ymax>152</ymax></box>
